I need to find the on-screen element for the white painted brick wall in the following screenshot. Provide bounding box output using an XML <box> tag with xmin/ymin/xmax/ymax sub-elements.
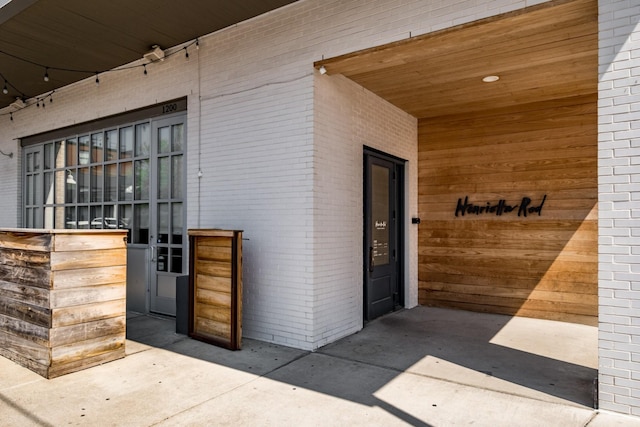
<box><xmin>598</xmin><ymin>0</ymin><xmax>640</xmax><ymax>416</ymax></box>
<box><xmin>0</xmin><ymin>0</ymin><xmax>551</xmax><ymax>351</ymax></box>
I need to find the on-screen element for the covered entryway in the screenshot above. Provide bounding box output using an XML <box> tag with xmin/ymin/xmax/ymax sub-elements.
<box><xmin>316</xmin><ymin>0</ymin><xmax>598</xmax><ymax>326</ymax></box>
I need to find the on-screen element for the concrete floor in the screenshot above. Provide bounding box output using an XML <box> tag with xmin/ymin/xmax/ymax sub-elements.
<box><xmin>1</xmin><ymin>306</ymin><xmax>638</xmax><ymax>426</ymax></box>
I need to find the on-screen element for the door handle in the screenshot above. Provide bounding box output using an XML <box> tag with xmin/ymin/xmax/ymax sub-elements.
<box><xmin>369</xmin><ymin>246</ymin><xmax>374</xmax><ymax>273</ymax></box>
<box><xmin>150</xmin><ymin>245</ymin><xmax>156</xmax><ymax>262</ymax></box>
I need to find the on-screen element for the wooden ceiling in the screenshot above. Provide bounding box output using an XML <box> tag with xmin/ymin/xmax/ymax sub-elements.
<box><xmin>0</xmin><ymin>0</ymin><xmax>298</xmax><ymax>109</ymax></box>
<box><xmin>315</xmin><ymin>0</ymin><xmax>597</xmax><ymax>119</ymax></box>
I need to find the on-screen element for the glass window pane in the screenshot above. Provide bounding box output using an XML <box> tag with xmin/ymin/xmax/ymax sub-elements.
<box><xmin>172</xmin><ymin>203</ymin><xmax>182</xmax><ymax>245</ymax></box>
<box><xmin>55</xmin><ymin>170</ymin><xmax>65</xmax><ymax>204</ymax></box>
<box><xmin>157</xmin><ymin>203</ymin><xmax>169</xmax><ymax>243</ymax></box>
<box><xmin>119</xmin><ymin>162</ymin><xmax>133</xmax><ymax>201</ymax></box>
<box><xmin>119</xmin><ymin>204</ymin><xmax>132</xmax><ymax>243</ymax></box>
<box><xmin>157</xmin><ymin>247</ymin><xmax>168</xmax><ymax>272</ymax></box>
<box><xmin>33</xmin><ymin>151</ymin><xmax>40</xmax><ymax>172</ymax></box>
<box><xmin>119</xmin><ymin>126</ymin><xmax>133</xmax><ymax>159</ymax></box>
<box><xmin>135</xmin><ymin>159</ymin><xmax>149</xmax><ymax>200</ymax></box>
<box><xmin>106</xmin><ymin>130</ymin><xmax>118</xmax><ymax>161</ymax></box>
<box><xmin>26</xmin><ymin>174</ymin><xmax>33</xmax><ymax>205</ymax></box>
<box><xmin>25</xmin><ymin>208</ymin><xmax>32</xmax><ymax>227</ymax></box>
<box><xmin>158</xmin><ymin>127</ymin><xmax>170</xmax><ymax>154</ymax></box>
<box><xmin>44</xmin><ymin>206</ymin><xmax>54</xmax><ymax>229</ymax></box>
<box><xmin>78</xmin><ymin>206</ymin><xmax>89</xmax><ymax>229</ymax></box>
<box><xmin>78</xmin><ymin>135</ymin><xmax>90</xmax><ymax>165</ymax></box>
<box><xmin>172</xmin><ymin>155</ymin><xmax>182</xmax><ymax>199</ymax></box>
<box><xmin>158</xmin><ymin>157</ymin><xmax>169</xmax><ymax>199</ymax></box>
<box><xmin>55</xmin><ymin>141</ymin><xmax>65</xmax><ymax>168</ymax></box>
<box><xmin>44</xmin><ymin>143</ymin><xmax>53</xmax><ymax>170</ymax></box>
<box><xmin>65</xmin><ymin>170</ymin><xmax>77</xmax><ymax>203</ymax></box>
<box><xmin>91</xmin><ymin>165</ymin><xmax>103</xmax><ymax>202</ymax></box>
<box><xmin>91</xmin><ymin>133</ymin><xmax>104</xmax><ymax>163</ymax></box>
<box><xmin>65</xmin><ymin>206</ymin><xmax>76</xmax><ymax>229</ymax></box>
<box><xmin>172</xmin><ymin>124</ymin><xmax>184</xmax><ymax>152</ymax></box>
<box><xmin>44</xmin><ymin>172</ymin><xmax>54</xmax><ymax>204</ymax></box>
<box><xmin>170</xmin><ymin>248</ymin><xmax>183</xmax><ymax>274</ymax></box>
<box><xmin>78</xmin><ymin>167</ymin><xmax>89</xmax><ymax>203</ymax></box>
<box><xmin>135</xmin><ymin>123</ymin><xmax>150</xmax><ymax>156</ymax></box>
<box><xmin>372</xmin><ymin>164</ymin><xmax>390</xmax><ymax>266</ymax></box>
<box><xmin>90</xmin><ymin>206</ymin><xmax>103</xmax><ymax>229</ymax></box>
<box><xmin>133</xmin><ymin>204</ymin><xmax>149</xmax><ymax>244</ymax></box>
<box><xmin>26</xmin><ymin>153</ymin><xmax>33</xmax><ymax>173</ymax></box>
<box><xmin>105</xmin><ymin>164</ymin><xmax>117</xmax><ymax>202</ymax></box>
<box><xmin>66</xmin><ymin>138</ymin><xmax>77</xmax><ymax>166</ymax></box>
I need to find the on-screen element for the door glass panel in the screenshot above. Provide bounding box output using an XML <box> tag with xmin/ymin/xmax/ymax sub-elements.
<box><xmin>119</xmin><ymin>162</ymin><xmax>133</xmax><ymax>200</ymax></box>
<box><xmin>25</xmin><ymin>208</ymin><xmax>32</xmax><ymax>227</ymax></box>
<box><xmin>172</xmin><ymin>124</ymin><xmax>184</xmax><ymax>152</ymax></box>
<box><xmin>172</xmin><ymin>203</ymin><xmax>182</xmax><ymax>244</ymax></box>
<box><xmin>133</xmin><ymin>204</ymin><xmax>149</xmax><ymax>244</ymax></box>
<box><xmin>78</xmin><ymin>135</ymin><xmax>90</xmax><ymax>165</ymax></box>
<box><xmin>157</xmin><ymin>157</ymin><xmax>170</xmax><ymax>199</ymax></box>
<box><xmin>91</xmin><ymin>165</ymin><xmax>103</xmax><ymax>202</ymax></box>
<box><xmin>172</xmin><ymin>155</ymin><xmax>182</xmax><ymax>198</ymax></box>
<box><xmin>26</xmin><ymin>175</ymin><xmax>33</xmax><ymax>204</ymax></box>
<box><xmin>158</xmin><ymin>203</ymin><xmax>169</xmax><ymax>243</ymax></box>
<box><xmin>33</xmin><ymin>152</ymin><xmax>40</xmax><ymax>171</ymax></box>
<box><xmin>106</xmin><ymin>130</ymin><xmax>118</xmax><ymax>161</ymax></box>
<box><xmin>135</xmin><ymin>159</ymin><xmax>149</xmax><ymax>200</ymax></box>
<box><xmin>78</xmin><ymin>167</ymin><xmax>89</xmax><ymax>203</ymax></box>
<box><xmin>91</xmin><ymin>132</ymin><xmax>104</xmax><ymax>163</ymax></box>
<box><xmin>158</xmin><ymin>127</ymin><xmax>170</xmax><ymax>154</ymax></box>
<box><xmin>26</xmin><ymin>153</ymin><xmax>33</xmax><ymax>173</ymax></box>
<box><xmin>135</xmin><ymin>123</ymin><xmax>151</xmax><ymax>156</ymax></box>
<box><xmin>372</xmin><ymin>164</ymin><xmax>390</xmax><ymax>266</ymax></box>
<box><xmin>171</xmin><ymin>248</ymin><xmax>182</xmax><ymax>273</ymax></box>
<box><xmin>66</xmin><ymin>138</ymin><xmax>77</xmax><ymax>166</ymax></box>
<box><xmin>157</xmin><ymin>247</ymin><xmax>169</xmax><ymax>272</ymax></box>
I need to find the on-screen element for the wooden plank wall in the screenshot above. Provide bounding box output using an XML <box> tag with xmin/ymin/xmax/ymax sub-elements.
<box><xmin>418</xmin><ymin>94</ymin><xmax>597</xmax><ymax>325</ymax></box>
<box><xmin>0</xmin><ymin>230</ymin><xmax>127</xmax><ymax>378</ymax></box>
<box><xmin>189</xmin><ymin>230</ymin><xmax>242</xmax><ymax>350</ymax></box>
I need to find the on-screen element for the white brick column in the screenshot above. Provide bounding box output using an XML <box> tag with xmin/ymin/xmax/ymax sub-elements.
<box><xmin>598</xmin><ymin>0</ymin><xmax>640</xmax><ymax>415</ymax></box>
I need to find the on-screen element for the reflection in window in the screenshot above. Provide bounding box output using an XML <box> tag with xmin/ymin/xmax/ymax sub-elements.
<box><xmin>119</xmin><ymin>126</ymin><xmax>133</xmax><ymax>159</ymax></box>
<box><xmin>119</xmin><ymin>162</ymin><xmax>133</xmax><ymax>201</ymax></box>
<box><xmin>79</xmin><ymin>135</ymin><xmax>90</xmax><ymax>165</ymax></box>
<box><xmin>91</xmin><ymin>133</ymin><xmax>104</xmax><ymax>163</ymax></box>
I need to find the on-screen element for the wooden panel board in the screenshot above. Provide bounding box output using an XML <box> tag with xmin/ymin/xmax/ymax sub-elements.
<box><xmin>418</xmin><ymin>95</ymin><xmax>597</xmax><ymax>324</ymax></box>
<box><xmin>188</xmin><ymin>230</ymin><xmax>242</xmax><ymax>350</ymax></box>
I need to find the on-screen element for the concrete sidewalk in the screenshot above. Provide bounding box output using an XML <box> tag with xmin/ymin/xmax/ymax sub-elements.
<box><xmin>1</xmin><ymin>307</ymin><xmax>639</xmax><ymax>426</ymax></box>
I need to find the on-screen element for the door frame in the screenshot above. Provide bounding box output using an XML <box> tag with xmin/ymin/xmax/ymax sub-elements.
<box><xmin>363</xmin><ymin>147</ymin><xmax>405</xmax><ymax>322</ymax></box>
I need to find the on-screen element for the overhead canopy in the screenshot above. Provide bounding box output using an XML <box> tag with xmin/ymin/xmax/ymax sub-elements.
<box><xmin>315</xmin><ymin>0</ymin><xmax>597</xmax><ymax>119</ymax></box>
<box><xmin>0</xmin><ymin>0</ymin><xmax>298</xmax><ymax>109</ymax></box>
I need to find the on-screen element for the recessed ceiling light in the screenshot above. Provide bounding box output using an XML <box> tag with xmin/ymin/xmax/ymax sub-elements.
<box><xmin>482</xmin><ymin>75</ymin><xmax>500</xmax><ymax>83</ymax></box>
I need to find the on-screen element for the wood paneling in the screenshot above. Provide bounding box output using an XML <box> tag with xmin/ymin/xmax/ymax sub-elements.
<box><xmin>418</xmin><ymin>95</ymin><xmax>597</xmax><ymax>325</ymax></box>
<box><xmin>316</xmin><ymin>0</ymin><xmax>597</xmax><ymax>119</ymax></box>
<box><xmin>188</xmin><ymin>230</ymin><xmax>243</xmax><ymax>350</ymax></box>
<box><xmin>0</xmin><ymin>230</ymin><xmax>127</xmax><ymax>378</ymax></box>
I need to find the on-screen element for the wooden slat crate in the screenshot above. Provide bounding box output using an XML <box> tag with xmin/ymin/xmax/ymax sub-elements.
<box><xmin>188</xmin><ymin>229</ymin><xmax>242</xmax><ymax>350</ymax></box>
<box><xmin>0</xmin><ymin>229</ymin><xmax>127</xmax><ymax>378</ymax></box>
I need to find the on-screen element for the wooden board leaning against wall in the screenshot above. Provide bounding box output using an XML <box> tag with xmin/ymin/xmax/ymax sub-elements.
<box><xmin>418</xmin><ymin>94</ymin><xmax>597</xmax><ymax>325</ymax></box>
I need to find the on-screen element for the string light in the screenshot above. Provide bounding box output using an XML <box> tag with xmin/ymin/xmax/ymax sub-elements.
<box><xmin>1</xmin><ymin>37</ymin><xmax>200</xmax><ymax>121</ymax></box>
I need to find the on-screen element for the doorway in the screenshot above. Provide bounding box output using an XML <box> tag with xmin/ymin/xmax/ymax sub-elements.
<box><xmin>363</xmin><ymin>148</ymin><xmax>404</xmax><ymax>321</ymax></box>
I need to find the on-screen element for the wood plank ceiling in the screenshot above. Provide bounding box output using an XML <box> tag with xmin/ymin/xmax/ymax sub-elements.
<box><xmin>315</xmin><ymin>0</ymin><xmax>597</xmax><ymax>119</ymax></box>
<box><xmin>0</xmin><ymin>0</ymin><xmax>298</xmax><ymax>109</ymax></box>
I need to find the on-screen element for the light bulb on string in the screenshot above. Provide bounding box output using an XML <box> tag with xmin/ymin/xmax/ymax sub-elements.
<box><xmin>10</xmin><ymin>112</ymin><xmax>13</xmax><ymax>121</ymax></box>
<box><xmin>44</xmin><ymin>68</ymin><xmax>49</xmax><ymax>82</ymax></box>
<box><xmin>95</xmin><ymin>72</ymin><xmax>100</xmax><ymax>85</ymax></box>
<box><xmin>143</xmin><ymin>64</ymin><xmax>148</xmax><ymax>75</ymax></box>
<box><xmin>196</xmin><ymin>39</ymin><xmax>199</xmax><ymax>50</ymax></box>
<box><xmin>184</xmin><ymin>47</ymin><xmax>189</xmax><ymax>60</ymax></box>
<box><xmin>2</xmin><ymin>82</ymin><xmax>8</xmax><ymax>95</ymax></box>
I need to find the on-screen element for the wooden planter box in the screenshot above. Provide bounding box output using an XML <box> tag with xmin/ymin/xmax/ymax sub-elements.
<box><xmin>188</xmin><ymin>229</ymin><xmax>242</xmax><ymax>350</ymax></box>
<box><xmin>0</xmin><ymin>228</ymin><xmax>127</xmax><ymax>378</ymax></box>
